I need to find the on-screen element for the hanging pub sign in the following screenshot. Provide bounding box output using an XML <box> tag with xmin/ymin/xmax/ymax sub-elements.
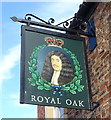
<box><xmin>20</xmin><ymin>25</ymin><xmax>92</xmax><ymax>110</ymax></box>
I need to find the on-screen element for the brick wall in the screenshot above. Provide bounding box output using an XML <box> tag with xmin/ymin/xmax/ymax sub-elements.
<box><xmin>67</xmin><ymin>2</ymin><xmax>111</xmax><ymax>119</ymax></box>
<box><xmin>37</xmin><ymin>3</ymin><xmax>111</xmax><ymax>119</ymax></box>
<box><xmin>38</xmin><ymin>105</ymin><xmax>45</xmax><ymax>118</ymax></box>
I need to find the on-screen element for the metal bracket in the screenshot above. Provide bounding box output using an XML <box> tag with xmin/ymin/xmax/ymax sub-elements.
<box><xmin>25</xmin><ymin>14</ymin><xmax>50</xmax><ymax>25</ymax></box>
<box><xmin>24</xmin><ymin>13</ymin><xmax>75</xmax><ymax>28</ymax></box>
<box><xmin>90</xmin><ymin>102</ymin><xmax>100</xmax><ymax>111</ymax></box>
<box><xmin>10</xmin><ymin>14</ymin><xmax>95</xmax><ymax>37</ymax></box>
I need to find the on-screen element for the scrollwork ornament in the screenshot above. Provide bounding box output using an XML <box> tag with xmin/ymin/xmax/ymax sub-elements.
<box><xmin>48</xmin><ymin>18</ymin><xmax>55</xmax><ymax>25</ymax></box>
<box><xmin>63</xmin><ymin>21</ymin><xmax>69</xmax><ymax>28</ymax></box>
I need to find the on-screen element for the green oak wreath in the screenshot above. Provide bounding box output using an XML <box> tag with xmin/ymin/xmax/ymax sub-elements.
<box><xmin>28</xmin><ymin>45</ymin><xmax>84</xmax><ymax>96</ymax></box>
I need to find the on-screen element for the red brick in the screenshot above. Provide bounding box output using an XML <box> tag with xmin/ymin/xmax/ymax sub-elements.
<box><xmin>38</xmin><ymin>105</ymin><xmax>45</xmax><ymax>118</ymax></box>
<box><xmin>105</xmin><ymin>108</ymin><xmax>110</xmax><ymax>115</ymax></box>
<box><xmin>96</xmin><ymin>114</ymin><xmax>101</xmax><ymax>118</ymax></box>
<box><xmin>102</xmin><ymin>110</ymin><xmax>106</xmax><ymax>118</ymax></box>
<box><xmin>104</xmin><ymin>73</ymin><xmax>110</xmax><ymax>80</ymax></box>
<box><xmin>105</xmin><ymin>115</ymin><xmax>111</xmax><ymax>120</ymax></box>
<box><xmin>99</xmin><ymin>81</ymin><xmax>108</xmax><ymax>91</ymax></box>
<box><xmin>103</xmin><ymin>93</ymin><xmax>110</xmax><ymax>101</ymax></box>
<box><xmin>92</xmin><ymin>95</ymin><xmax>97</xmax><ymax>101</ymax></box>
<box><xmin>98</xmin><ymin>88</ymin><xmax>106</xmax><ymax>98</ymax></box>
<box><xmin>107</xmin><ymin>85</ymin><xmax>111</xmax><ymax>91</ymax></box>
<box><xmin>98</xmin><ymin>98</ymin><xmax>103</xmax><ymax>104</ymax></box>
<box><xmin>62</xmin><ymin>3</ymin><xmax>111</xmax><ymax>119</ymax></box>
<box><xmin>102</xmin><ymin>102</ymin><xmax>110</xmax><ymax>109</ymax></box>
<box><xmin>101</xmin><ymin>51</ymin><xmax>109</xmax><ymax>60</ymax></box>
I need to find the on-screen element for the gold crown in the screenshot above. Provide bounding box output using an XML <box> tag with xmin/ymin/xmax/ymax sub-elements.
<box><xmin>45</xmin><ymin>37</ymin><xmax>64</xmax><ymax>47</ymax></box>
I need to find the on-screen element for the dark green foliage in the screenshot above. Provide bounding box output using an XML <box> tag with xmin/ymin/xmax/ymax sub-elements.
<box><xmin>28</xmin><ymin>45</ymin><xmax>84</xmax><ymax>95</ymax></box>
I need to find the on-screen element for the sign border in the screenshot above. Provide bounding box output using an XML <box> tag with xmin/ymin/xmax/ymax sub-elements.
<box><xmin>20</xmin><ymin>25</ymin><xmax>92</xmax><ymax>110</ymax></box>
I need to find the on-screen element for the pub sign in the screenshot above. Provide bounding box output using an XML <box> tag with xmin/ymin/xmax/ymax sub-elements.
<box><xmin>20</xmin><ymin>25</ymin><xmax>92</xmax><ymax>110</ymax></box>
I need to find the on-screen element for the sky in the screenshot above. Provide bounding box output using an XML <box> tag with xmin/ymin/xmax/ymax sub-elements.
<box><xmin>0</xmin><ymin>0</ymin><xmax>83</xmax><ymax>118</ymax></box>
